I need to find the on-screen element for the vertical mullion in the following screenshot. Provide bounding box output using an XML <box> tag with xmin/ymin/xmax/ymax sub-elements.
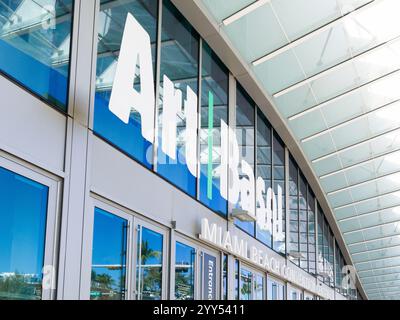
<box><xmin>228</xmin><ymin>73</ymin><xmax>236</xmax><ymax>216</ymax></box>
<box><xmin>254</xmin><ymin>105</ymin><xmax>257</xmax><ymax>237</ymax></box>
<box><xmin>297</xmin><ymin>166</ymin><xmax>300</xmax><ymax>266</ymax></box>
<box><xmin>152</xmin><ymin>0</ymin><xmax>163</xmax><ymax>172</ymax></box>
<box><xmin>306</xmin><ymin>185</ymin><xmax>309</xmax><ymax>272</ymax></box>
<box><xmin>284</xmin><ymin>147</ymin><xmax>289</xmax><ymax>258</ymax></box>
<box><xmin>314</xmin><ymin>197</ymin><xmax>318</xmax><ymax>278</ymax></box>
<box><xmin>271</xmin><ymin>128</ymin><xmax>275</xmax><ymax>250</ymax></box>
<box><xmin>196</xmin><ymin>38</ymin><xmax>202</xmax><ymax>200</ymax></box>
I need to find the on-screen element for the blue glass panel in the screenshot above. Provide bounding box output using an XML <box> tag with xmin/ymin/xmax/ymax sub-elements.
<box><xmin>91</xmin><ymin>208</ymin><xmax>128</xmax><ymax>300</ymax></box>
<box><xmin>175</xmin><ymin>241</ymin><xmax>195</xmax><ymax>300</ymax></box>
<box><xmin>0</xmin><ymin>0</ymin><xmax>73</xmax><ymax>111</ymax></box>
<box><xmin>157</xmin><ymin>0</ymin><xmax>199</xmax><ymax>197</ymax></box>
<box><xmin>0</xmin><ymin>166</ymin><xmax>48</xmax><ymax>300</ymax></box>
<box><xmin>234</xmin><ymin>85</ymin><xmax>255</xmax><ymax>236</ymax></box>
<box><xmin>199</xmin><ymin>42</ymin><xmax>228</xmax><ymax>216</ymax></box>
<box><xmin>256</xmin><ymin>109</ymin><xmax>272</xmax><ymax>246</ymax></box>
<box><xmin>240</xmin><ymin>268</ymin><xmax>252</xmax><ymax>300</ymax></box>
<box><xmin>308</xmin><ymin>189</ymin><xmax>316</xmax><ymax>275</ymax></box>
<box><xmin>137</xmin><ymin>226</ymin><xmax>163</xmax><ymax>300</ymax></box>
<box><xmin>289</xmin><ymin>156</ymin><xmax>300</xmax><ymax>266</ymax></box>
<box><xmin>94</xmin><ymin>0</ymin><xmax>158</xmax><ymax>169</ymax></box>
<box><xmin>273</xmin><ymin>134</ymin><xmax>286</xmax><ymax>254</ymax></box>
<box><xmin>299</xmin><ymin>173</ymin><xmax>308</xmax><ymax>270</ymax></box>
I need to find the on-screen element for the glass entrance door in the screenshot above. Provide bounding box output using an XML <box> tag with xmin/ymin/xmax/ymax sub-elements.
<box><xmin>90</xmin><ymin>207</ymin><xmax>131</xmax><ymax>300</ymax></box>
<box><xmin>236</xmin><ymin>262</ymin><xmax>265</xmax><ymax>300</ymax></box>
<box><xmin>267</xmin><ymin>276</ymin><xmax>286</xmax><ymax>300</ymax></box>
<box><xmin>134</xmin><ymin>220</ymin><xmax>167</xmax><ymax>300</ymax></box>
<box><xmin>88</xmin><ymin>202</ymin><xmax>168</xmax><ymax>300</ymax></box>
<box><xmin>288</xmin><ymin>284</ymin><xmax>304</xmax><ymax>300</ymax></box>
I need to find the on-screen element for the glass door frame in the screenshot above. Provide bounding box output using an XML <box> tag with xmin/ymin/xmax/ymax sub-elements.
<box><xmin>132</xmin><ymin>217</ymin><xmax>169</xmax><ymax>300</ymax></box>
<box><xmin>287</xmin><ymin>283</ymin><xmax>304</xmax><ymax>300</ymax></box>
<box><xmin>267</xmin><ymin>275</ymin><xmax>286</xmax><ymax>300</ymax></box>
<box><xmin>83</xmin><ymin>197</ymin><xmax>134</xmax><ymax>300</ymax></box>
<box><xmin>236</xmin><ymin>260</ymin><xmax>267</xmax><ymax>300</ymax></box>
<box><xmin>172</xmin><ymin>234</ymin><xmax>221</xmax><ymax>300</ymax></box>
<box><xmin>0</xmin><ymin>154</ymin><xmax>61</xmax><ymax>300</ymax></box>
<box><xmin>84</xmin><ymin>196</ymin><xmax>169</xmax><ymax>300</ymax></box>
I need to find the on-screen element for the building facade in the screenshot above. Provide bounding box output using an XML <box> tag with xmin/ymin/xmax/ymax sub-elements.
<box><xmin>0</xmin><ymin>0</ymin><xmax>366</xmax><ymax>300</ymax></box>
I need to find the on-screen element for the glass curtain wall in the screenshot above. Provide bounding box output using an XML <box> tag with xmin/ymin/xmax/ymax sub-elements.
<box><xmin>317</xmin><ymin>204</ymin><xmax>324</xmax><ymax>281</ymax></box>
<box><xmin>0</xmin><ymin>0</ymin><xmax>74</xmax><ymax>111</ymax></box>
<box><xmin>157</xmin><ymin>0</ymin><xmax>199</xmax><ymax>197</ymax></box>
<box><xmin>328</xmin><ymin>229</ymin><xmax>335</xmax><ymax>287</ymax></box>
<box><xmin>234</xmin><ymin>84</ymin><xmax>255</xmax><ymax>235</ymax></box>
<box><xmin>256</xmin><ymin>110</ymin><xmax>272</xmax><ymax>246</ymax></box>
<box><xmin>272</xmin><ymin>134</ymin><xmax>286</xmax><ymax>254</ymax></box>
<box><xmin>323</xmin><ymin>217</ymin><xmax>332</xmax><ymax>285</ymax></box>
<box><xmin>94</xmin><ymin>0</ymin><xmax>158</xmax><ymax>168</ymax></box>
<box><xmin>91</xmin><ymin>0</ymin><xmax>348</xmax><ymax>274</ymax></box>
<box><xmin>335</xmin><ymin>241</ymin><xmax>342</xmax><ymax>293</ymax></box>
<box><xmin>289</xmin><ymin>157</ymin><xmax>299</xmax><ymax>266</ymax></box>
<box><xmin>299</xmin><ymin>173</ymin><xmax>308</xmax><ymax>270</ymax></box>
<box><xmin>308</xmin><ymin>189</ymin><xmax>316</xmax><ymax>275</ymax></box>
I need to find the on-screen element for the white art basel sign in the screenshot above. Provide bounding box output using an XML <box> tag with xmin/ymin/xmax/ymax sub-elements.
<box><xmin>108</xmin><ymin>13</ymin><xmax>284</xmax><ymax>238</ymax></box>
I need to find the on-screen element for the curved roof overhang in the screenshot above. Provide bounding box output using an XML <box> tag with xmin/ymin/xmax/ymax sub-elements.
<box><xmin>172</xmin><ymin>0</ymin><xmax>400</xmax><ymax>300</ymax></box>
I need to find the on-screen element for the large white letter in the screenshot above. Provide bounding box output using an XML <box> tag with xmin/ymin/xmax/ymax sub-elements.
<box><xmin>273</xmin><ymin>185</ymin><xmax>285</xmax><ymax>241</ymax></box>
<box><xmin>228</xmin><ymin>127</ymin><xmax>241</xmax><ymax>204</ymax></box>
<box><xmin>184</xmin><ymin>87</ymin><xmax>198</xmax><ymax>176</ymax></box>
<box><xmin>200</xmin><ymin>218</ymin><xmax>217</xmax><ymax>244</ymax></box>
<box><xmin>162</xmin><ymin>75</ymin><xmax>181</xmax><ymax>160</ymax></box>
<box><xmin>239</xmin><ymin>160</ymin><xmax>255</xmax><ymax>217</ymax></box>
<box><xmin>220</xmin><ymin>120</ymin><xmax>229</xmax><ymax>200</ymax></box>
<box><xmin>109</xmin><ymin>13</ymin><xmax>155</xmax><ymax>143</ymax></box>
<box><xmin>256</xmin><ymin>177</ymin><xmax>269</xmax><ymax>231</ymax></box>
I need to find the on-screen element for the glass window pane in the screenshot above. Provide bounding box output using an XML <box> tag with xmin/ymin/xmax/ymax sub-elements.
<box><xmin>157</xmin><ymin>0</ymin><xmax>199</xmax><ymax>196</ymax></box>
<box><xmin>267</xmin><ymin>277</ymin><xmax>285</xmax><ymax>300</ymax></box>
<box><xmin>328</xmin><ymin>229</ymin><xmax>335</xmax><ymax>287</ymax></box>
<box><xmin>137</xmin><ymin>226</ymin><xmax>163</xmax><ymax>300</ymax></box>
<box><xmin>0</xmin><ymin>167</ymin><xmax>48</xmax><ymax>300</ymax></box>
<box><xmin>234</xmin><ymin>84</ymin><xmax>255</xmax><ymax>235</ymax></box>
<box><xmin>254</xmin><ymin>274</ymin><xmax>264</xmax><ymax>300</ymax></box>
<box><xmin>240</xmin><ymin>268</ymin><xmax>252</xmax><ymax>300</ymax></box>
<box><xmin>273</xmin><ymin>134</ymin><xmax>286</xmax><ymax>254</ymax></box>
<box><xmin>175</xmin><ymin>241</ymin><xmax>195</xmax><ymax>300</ymax></box>
<box><xmin>222</xmin><ymin>254</ymin><xmax>228</xmax><ymax>300</ymax></box>
<box><xmin>91</xmin><ymin>208</ymin><xmax>128</xmax><ymax>300</ymax></box>
<box><xmin>94</xmin><ymin>0</ymin><xmax>158</xmax><ymax>169</ymax></box>
<box><xmin>199</xmin><ymin>41</ymin><xmax>228</xmax><ymax>215</ymax></box>
<box><xmin>317</xmin><ymin>205</ymin><xmax>324</xmax><ymax>281</ymax></box>
<box><xmin>289</xmin><ymin>156</ymin><xmax>299</xmax><ymax>266</ymax></box>
<box><xmin>234</xmin><ymin>259</ymin><xmax>239</xmax><ymax>300</ymax></box>
<box><xmin>0</xmin><ymin>0</ymin><xmax>73</xmax><ymax>111</ymax></box>
<box><xmin>256</xmin><ymin>109</ymin><xmax>272</xmax><ymax>246</ymax></box>
<box><xmin>335</xmin><ymin>241</ymin><xmax>341</xmax><ymax>291</ymax></box>
<box><xmin>308</xmin><ymin>189</ymin><xmax>316</xmax><ymax>275</ymax></box>
<box><xmin>299</xmin><ymin>173</ymin><xmax>308</xmax><ymax>271</ymax></box>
